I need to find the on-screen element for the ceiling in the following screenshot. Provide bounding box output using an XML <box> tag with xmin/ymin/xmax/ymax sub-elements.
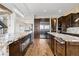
<box><xmin>0</xmin><ymin>4</ymin><xmax>12</xmax><ymax>15</ymax></box>
<box><xmin>1</xmin><ymin>3</ymin><xmax>79</xmax><ymax>18</ymax></box>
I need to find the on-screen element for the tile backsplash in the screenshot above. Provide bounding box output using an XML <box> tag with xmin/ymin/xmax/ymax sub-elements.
<box><xmin>67</xmin><ymin>27</ymin><xmax>79</xmax><ymax>34</ymax></box>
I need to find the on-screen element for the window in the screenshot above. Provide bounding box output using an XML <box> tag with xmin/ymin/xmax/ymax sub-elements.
<box><xmin>40</xmin><ymin>24</ymin><xmax>50</xmax><ymax>30</ymax></box>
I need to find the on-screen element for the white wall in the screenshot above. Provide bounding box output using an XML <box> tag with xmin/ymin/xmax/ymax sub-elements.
<box><xmin>7</xmin><ymin>13</ymin><xmax>16</xmax><ymax>34</ymax></box>
<box><xmin>14</xmin><ymin>16</ymin><xmax>34</xmax><ymax>33</ymax></box>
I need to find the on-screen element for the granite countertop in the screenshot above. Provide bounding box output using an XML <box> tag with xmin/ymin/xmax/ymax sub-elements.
<box><xmin>9</xmin><ymin>31</ymin><xmax>32</xmax><ymax>44</ymax></box>
<box><xmin>0</xmin><ymin>31</ymin><xmax>32</xmax><ymax>56</ymax></box>
<box><xmin>0</xmin><ymin>31</ymin><xmax>32</xmax><ymax>47</ymax></box>
<box><xmin>48</xmin><ymin>32</ymin><xmax>79</xmax><ymax>42</ymax></box>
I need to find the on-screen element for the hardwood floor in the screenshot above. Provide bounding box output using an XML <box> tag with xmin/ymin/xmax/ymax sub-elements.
<box><xmin>25</xmin><ymin>39</ymin><xmax>53</xmax><ymax>56</ymax></box>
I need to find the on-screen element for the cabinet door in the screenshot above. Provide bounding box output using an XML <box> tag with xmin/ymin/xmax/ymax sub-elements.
<box><xmin>9</xmin><ymin>41</ymin><xmax>21</xmax><ymax>56</ymax></box>
<box><xmin>51</xmin><ymin>36</ymin><xmax>54</xmax><ymax>53</ymax></box>
<box><xmin>49</xmin><ymin>35</ymin><xmax>52</xmax><ymax>48</ymax></box>
<box><xmin>56</xmin><ymin>41</ymin><xmax>65</xmax><ymax>56</ymax></box>
<box><xmin>66</xmin><ymin>42</ymin><xmax>79</xmax><ymax>56</ymax></box>
<box><xmin>54</xmin><ymin>39</ymin><xmax>57</xmax><ymax>56</ymax></box>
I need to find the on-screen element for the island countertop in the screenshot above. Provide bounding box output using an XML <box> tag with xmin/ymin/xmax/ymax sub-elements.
<box><xmin>0</xmin><ymin>31</ymin><xmax>32</xmax><ymax>56</ymax></box>
<box><xmin>0</xmin><ymin>31</ymin><xmax>32</xmax><ymax>45</ymax></box>
<box><xmin>48</xmin><ymin>32</ymin><xmax>79</xmax><ymax>42</ymax></box>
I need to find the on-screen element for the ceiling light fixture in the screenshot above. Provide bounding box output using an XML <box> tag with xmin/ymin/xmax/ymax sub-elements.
<box><xmin>44</xmin><ymin>10</ymin><xmax>47</xmax><ymax>12</ymax></box>
<box><xmin>14</xmin><ymin>8</ymin><xmax>24</xmax><ymax>18</ymax></box>
<box><xmin>75</xmin><ymin>18</ymin><xmax>79</xmax><ymax>22</ymax></box>
<box><xmin>58</xmin><ymin>10</ymin><xmax>62</xmax><ymax>13</ymax></box>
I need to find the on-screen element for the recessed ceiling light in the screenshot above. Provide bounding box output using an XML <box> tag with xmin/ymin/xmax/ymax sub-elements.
<box><xmin>75</xmin><ymin>18</ymin><xmax>79</xmax><ymax>22</ymax></box>
<box><xmin>14</xmin><ymin>8</ymin><xmax>24</xmax><ymax>18</ymax></box>
<box><xmin>58</xmin><ymin>10</ymin><xmax>62</xmax><ymax>13</ymax></box>
<box><xmin>44</xmin><ymin>10</ymin><xmax>47</xmax><ymax>12</ymax></box>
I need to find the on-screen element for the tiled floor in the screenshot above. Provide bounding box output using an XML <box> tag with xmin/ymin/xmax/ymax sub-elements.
<box><xmin>25</xmin><ymin>39</ymin><xmax>53</xmax><ymax>56</ymax></box>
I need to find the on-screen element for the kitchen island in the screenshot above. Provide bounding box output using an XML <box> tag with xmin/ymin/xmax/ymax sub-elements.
<box><xmin>47</xmin><ymin>32</ymin><xmax>79</xmax><ymax>56</ymax></box>
<box><xmin>0</xmin><ymin>31</ymin><xmax>33</xmax><ymax>56</ymax></box>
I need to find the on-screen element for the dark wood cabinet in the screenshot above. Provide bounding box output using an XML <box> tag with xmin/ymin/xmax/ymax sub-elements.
<box><xmin>51</xmin><ymin>35</ymin><xmax>54</xmax><ymax>53</ymax></box>
<box><xmin>47</xmin><ymin>34</ymin><xmax>51</xmax><ymax>48</ymax></box>
<box><xmin>9</xmin><ymin>33</ymin><xmax>32</xmax><ymax>56</ymax></box>
<box><xmin>51</xmin><ymin>18</ymin><xmax>57</xmax><ymax>32</ymax></box>
<box><xmin>47</xmin><ymin>33</ymin><xmax>54</xmax><ymax>54</ymax></box>
<box><xmin>66</xmin><ymin>42</ymin><xmax>79</xmax><ymax>56</ymax></box>
<box><xmin>53</xmin><ymin>37</ymin><xmax>65</xmax><ymax>56</ymax></box>
<box><xmin>47</xmin><ymin>34</ymin><xmax>66</xmax><ymax>56</ymax></box>
<box><xmin>56</xmin><ymin>41</ymin><xmax>65</xmax><ymax>56</ymax></box>
<box><xmin>9</xmin><ymin>40</ymin><xmax>21</xmax><ymax>56</ymax></box>
<box><xmin>58</xmin><ymin>13</ymin><xmax>79</xmax><ymax>33</ymax></box>
<box><xmin>58</xmin><ymin>16</ymin><xmax>67</xmax><ymax>32</ymax></box>
<box><xmin>53</xmin><ymin>38</ymin><xmax>56</xmax><ymax>56</ymax></box>
<box><xmin>47</xmin><ymin>33</ymin><xmax>65</xmax><ymax>56</ymax></box>
<box><xmin>48</xmin><ymin>33</ymin><xmax>79</xmax><ymax>56</ymax></box>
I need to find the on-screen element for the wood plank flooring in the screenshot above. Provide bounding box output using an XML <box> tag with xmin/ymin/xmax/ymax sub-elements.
<box><xmin>25</xmin><ymin>39</ymin><xmax>53</xmax><ymax>56</ymax></box>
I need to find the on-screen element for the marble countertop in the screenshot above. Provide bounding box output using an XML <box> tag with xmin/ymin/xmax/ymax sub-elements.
<box><xmin>48</xmin><ymin>32</ymin><xmax>79</xmax><ymax>42</ymax></box>
<box><xmin>0</xmin><ymin>31</ymin><xmax>32</xmax><ymax>56</ymax></box>
<box><xmin>0</xmin><ymin>31</ymin><xmax>32</xmax><ymax>45</ymax></box>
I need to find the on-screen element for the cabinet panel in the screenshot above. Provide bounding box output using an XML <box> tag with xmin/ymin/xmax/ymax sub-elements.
<box><xmin>51</xmin><ymin>18</ymin><xmax>57</xmax><ymax>32</ymax></box>
<box><xmin>56</xmin><ymin>41</ymin><xmax>65</xmax><ymax>56</ymax></box>
<box><xmin>47</xmin><ymin>34</ymin><xmax>54</xmax><ymax>54</ymax></box>
<box><xmin>54</xmin><ymin>39</ymin><xmax>56</xmax><ymax>56</ymax></box>
<box><xmin>66</xmin><ymin>42</ymin><xmax>79</xmax><ymax>56</ymax></box>
<box><xmin>51</xmin><ymin>36</ymin><xmax>54</xmax><ymax>53</ymax></box>
<box><xmin>9</xmin><ymin>34</ymin><xmax>32</xmax><ymax>56</ymax></box>
<box><xmin>58</xmin><ymin>13</ymin><xmax>79</xmax><ymax>33</ymax></box>
<box><xmin>9</xmin><ymin>41</ymin><xmax>21</xmax><ymax>56</ymax></box>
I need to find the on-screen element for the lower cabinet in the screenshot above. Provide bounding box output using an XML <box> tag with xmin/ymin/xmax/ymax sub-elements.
<box><xmin>9</xmin><ymin>33</ymin><xmax>32</xmax><ymax>56</ymax></box>
<box><xmin>47</xmin><ymin>34</ymin><xmax>51</xmax><ymax>48</ymax></box>
<box><xmin>9</xmin><ymin>40</ymin><xmax>21</xmax><ymax>56</ymax></box>
<box><xmin>51</xmin><ymin>35</ymin><xmax>54</xmax><ymax>53</ymax></box>
<box><xmin>53</xmin><ymin>39</ymin><xmax>65</xmax><ymax>56</ymax></box>
<box><xmin>66</xmin><ymin>42</ymin><xmax>79</xmax><ymax>56</ymax></box>
<box><xmin>47</xmin><ymin>34</ymin><xmax>55</xmax><ymax>54</ymax></box>
<box><xmin>56</xmin><ymin>41</ymin><xmax>65</xmax><ymax>56</ymax></box>
<box><xmin>48</xmin><ymin>34</ymin><xmax>79</xmax><ymax>56</ymax></box>
<box><xmin>53</xmin><ymin>39</ymin><xmax>57</xmax><ymax>56</ymax></box>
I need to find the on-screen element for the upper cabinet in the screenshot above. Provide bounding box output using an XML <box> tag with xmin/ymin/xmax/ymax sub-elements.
<box><xmin>58</xmin><ymin>13</ymin><xmax>79</xmax><ymax>33</ymax></box>
<box><xmin>51</xmin><ymin>18</ymin><xmax>57</xmax><ymax>32</ymax></box>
